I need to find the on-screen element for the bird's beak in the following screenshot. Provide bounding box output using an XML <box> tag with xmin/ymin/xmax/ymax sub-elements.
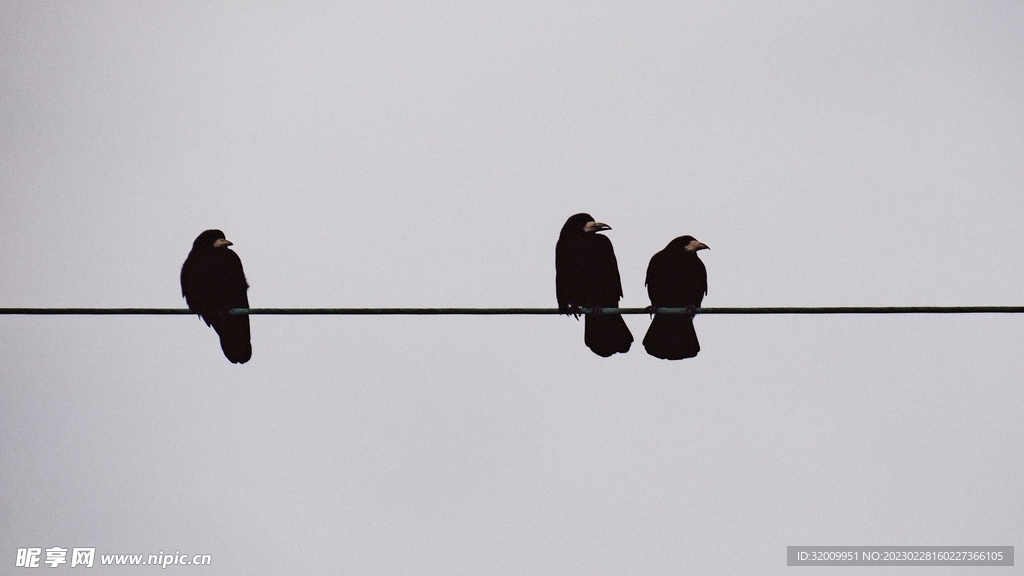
<box><xmin>213</xmin><ymin>239</ymin><xmax>233</xmax><ymax>248</ymax></box>
<box><xmin>696</xmin><ymin>242</ymin><xmax>709</xmax><ymax>251</ymax></box>
<box><xmin>687</xmin><ymin>240</ymin><xmax>709</xmax><ymax>252</ymax></box>
<box><xmin>584</xmin><ymin>221</ymin><xmax>612</xmax><ymax>233</ymax></box>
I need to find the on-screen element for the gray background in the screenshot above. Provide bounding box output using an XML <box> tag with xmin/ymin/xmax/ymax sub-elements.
<box><xmin>2</xmin><ymin>1</ymin><xmax>1022</xmax><ymax>574</ymax></box>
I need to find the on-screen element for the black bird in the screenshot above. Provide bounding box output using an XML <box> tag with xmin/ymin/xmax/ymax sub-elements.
<box><xmin>643</xmin><ymin>235</ymin><xmax>709</xmax><ymax>360</ymax></box>
<box><xmin>555</xmin><ymin>213</ymin><xmax>633</xmax><ymax>357</ymax></box>
<box><xmin>180</xmin><ymin>229</ymin><xmax>252</xmax><ymax>364</ymax></box>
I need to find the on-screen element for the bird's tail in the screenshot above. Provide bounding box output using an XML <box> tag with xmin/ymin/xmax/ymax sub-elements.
<box><xmin>214</xmin><ymin>314</ymin><xmax>252</xmax><ymax>364</ymax></box>
<box><xmin>584</xmin><ymin>313</ymin><xmax>633</xmax><ymax>357</ymax></box>
<box><xmin>643</xmin><ymin>314</ymin><xmax>699</xmax><ymax>360</ymax></box>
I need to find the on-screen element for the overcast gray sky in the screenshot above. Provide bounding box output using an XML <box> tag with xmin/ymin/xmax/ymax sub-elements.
<box><xmin>2</xmin><ymin>1</ymin><xmax>1023</xmax><ymax>574</ymax></box>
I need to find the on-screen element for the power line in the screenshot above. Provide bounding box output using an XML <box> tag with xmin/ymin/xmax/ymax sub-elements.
<box><xmin>2</xmin><ymin>307</ymin><xmax>1024</xmax><ymax>315</ymax></box>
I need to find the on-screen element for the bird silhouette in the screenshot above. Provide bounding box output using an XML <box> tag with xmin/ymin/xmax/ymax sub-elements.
<box><xmin>555</xmin><ymin>213</ymin><xmax>633</xmax><ymax>357</ymax></box>
<box><xmin>180</xmin><ymin>229</ymin><xmax>252</xmax><ymax>364</ymax></box>
<box><xmin>643</xmin><ymin>235</ymin><xmax>708</xmax><ymax>360</ymax></box>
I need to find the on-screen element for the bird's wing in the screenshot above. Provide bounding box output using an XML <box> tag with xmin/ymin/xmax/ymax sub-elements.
<box><xmin>180</xmin><ymin>253</ymin><xmax>205</xmax><ymax>311</ymax></box>
<box><xmin>554</xmin><ymin>236</ymin><xmax>574</xmax><ymax>309</ymax></box>
<box><xmin>219</xmin><ymin>250</ymin><xmax>250</xmax><ymax>309</ymax></box>
<box><xmin>645</xmin><ymin>250</ymin><xmax>671</xmax><ymax>306</ymax></box>
<box><xmin>592</xmin><ymin>234</ymin><xmax>624</xmax><ymax>302</ymax></box>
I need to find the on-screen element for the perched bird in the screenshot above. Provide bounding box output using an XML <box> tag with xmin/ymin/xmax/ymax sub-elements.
<box><xmin>643</xmin><ymin>235</ymin><xmax>709</xmax><ymax>360</ymax></box>
<box><xmin>180</xmin><ymin>229</ymin><xmax>252</xmax><ymax>364</ymax></box>
<box><xmin>555</xmin><ymin>213</ymin><xmax>633</xmax><ymax>357</ymax></box>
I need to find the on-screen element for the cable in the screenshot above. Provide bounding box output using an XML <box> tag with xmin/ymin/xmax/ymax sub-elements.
<box><xmin>1</xmin><ymin>307</ymin><xmax>1023</xmax><ymax>315</ymax></box>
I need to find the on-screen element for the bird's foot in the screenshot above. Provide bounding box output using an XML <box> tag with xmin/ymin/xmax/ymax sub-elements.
<box><xmin>644</xmin><ymin>305</ymin><xmax>655</xmax><ymax>318</ymax></box>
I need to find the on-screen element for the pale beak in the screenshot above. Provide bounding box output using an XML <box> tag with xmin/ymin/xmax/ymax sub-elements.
<box><xmin>213</xmin><ymin>238</ymin><xmax>233</xmax><ymax>248</ymax></box>
<box><xmin>583</xmin><ymin>221</ymin><xmax>612</xmax><ymax>233</ymax></box>
<box><xmin>687</xmin><ymin>240</ymin><xmax>709</xmax><ymax>252</ymax></box>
